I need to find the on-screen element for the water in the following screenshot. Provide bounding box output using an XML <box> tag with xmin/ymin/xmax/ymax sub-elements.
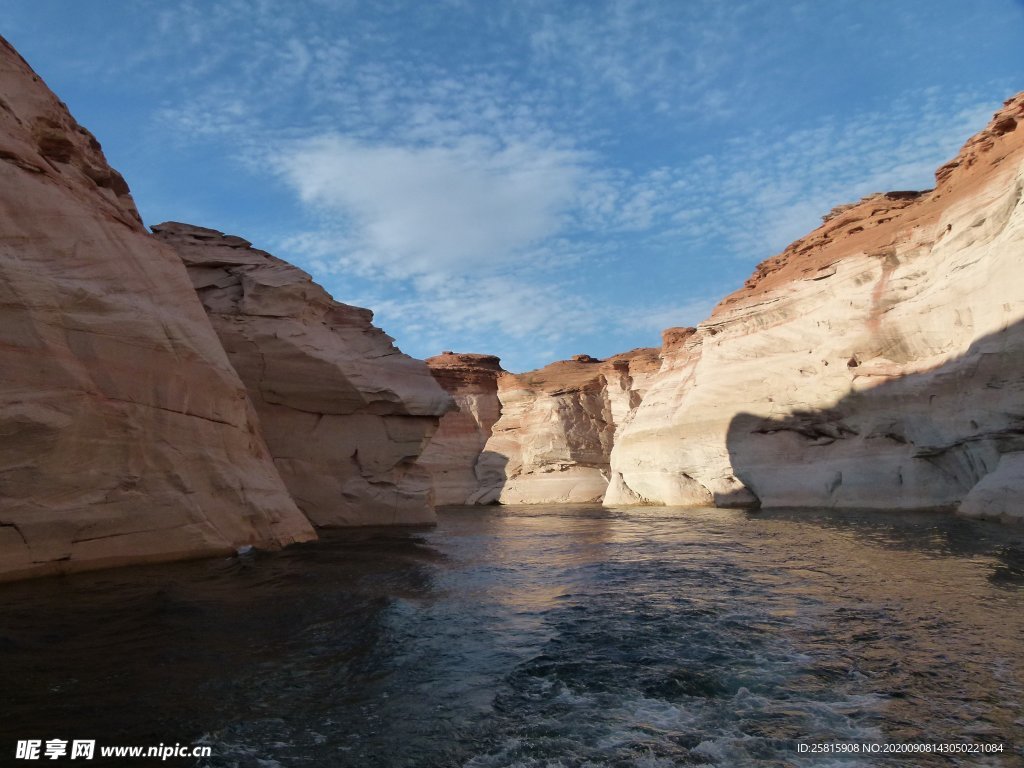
<box><xmin>1</xmin><ymin>505</ymin><xmax>1023</xmax><ymax>767</ymax></box>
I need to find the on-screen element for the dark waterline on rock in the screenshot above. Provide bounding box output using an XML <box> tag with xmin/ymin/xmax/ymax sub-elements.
<box><xmin>1</xmin><ymin>506</ymin><xmax>1023</xmax><ymax>767</ymax></box>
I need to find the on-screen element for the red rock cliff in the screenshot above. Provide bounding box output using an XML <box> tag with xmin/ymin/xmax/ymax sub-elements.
<box><xmin>0</xmin><ymin>37</ymin><xmax>316</xmax><ymax>580</ymax></box>
<box><xmin>607</xmin><ymin>94</ymin><xmax>1024</xmax><ymax>521</ymax></box>
<box><xmin>153</xmin><ymin>222</ymin><xmax>456</xmax><ymax>527</ymax></box>
<box><xmin>420</xmin><ymin>353</ymin><xmax>504</xmax><ymax>505</ymax></box>
<box><xmin>472</xmin><ymin>349</ymin><xmax>661</xmax><ymax>504</ymax></box>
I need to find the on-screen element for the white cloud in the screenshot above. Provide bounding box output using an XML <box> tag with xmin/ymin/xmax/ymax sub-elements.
<box><xmin>334</xmin><ymin>274</ymin><xmax>599</xmax><ymax>372</ymax></box>
<box><xmin>28</xmin><ymin>0</ymin><xmax>1012</xmax><ymax>370</ymax></box>
<box><xmin>525</xmin><ymin>0</ymin><xmax>748</xmax><ymax>117</ymax></box>
<box><xmin>266</xmin><ymin>87</ymin><xmax>1007</xmax><ymax>370</ymax></box>
<box><xmin>338</xmin><ymin>277</ymin><xmax>718</xmax><ymax>372</ymax></box>
<box><xmin>572</xmin><ymin>90</ymin><xmax>1006</xmax><ymax>262</ymax></box>
<box><xmin>270</xmin><ymin>135</ymin><xmax>589</xmax><ymax>277</ymax></box>
<box><xmin>616</xmin><ymin>298</ymin><xmax>719</xmax><ymax>336</ymax></box>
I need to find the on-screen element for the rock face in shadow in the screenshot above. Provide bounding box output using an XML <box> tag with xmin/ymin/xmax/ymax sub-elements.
<box><xmin>420</xmin><ymin>352</ymin><xmax>504</xmax><ymax>505</ymax></box>
<box><xmin>0</xmin><ymin>37</ymin><xmax>316</xmax><ymax>580</ymax></box>
<box><xmin>473</xmin><ymin>350</ymin><xmax>661</xmax><ymax>504</ymax></box>
<box><xmin>606</xmin><ymin>94</ymin><xmax>1024</xmax><ymax>519</ymax></box>
<box><xmin>727</xmin><ymin>320</ymin><xmax>1024</xmax><ymax>522</ymax></box>
<box><xmin>153</xmin><ymin>222</ymin><xmax>455</xmax><ymax>527</ymax></box>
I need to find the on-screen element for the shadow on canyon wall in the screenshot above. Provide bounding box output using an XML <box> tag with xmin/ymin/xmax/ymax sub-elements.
<box><xmin>725</xmin><ymin>317</ymin><xmax>1024</xmax><ymax>509</ymax></box>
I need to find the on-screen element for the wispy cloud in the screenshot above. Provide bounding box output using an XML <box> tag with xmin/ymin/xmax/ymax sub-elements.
<box><xmin>271</xmin><ymin>135</ymin><xmax>589</xmax><ymax>277</ymax></box>
<box><xmin>11</xmin><ymin>0</ymin><xmax>1017</xmax><ymax>370</ymax></box>
<box><xmin>558</xmin><ymin>89</ymin><xmax>1003</xmax><ymax>263</ymax></box>
<box><xmin>526</xmin><ymin>0</ymin><xmax>747</xmax><ymax>117</ymax></box>
<box><xmin>333</xmin><ymin>278</ymin><xmax>716</xmax><ymax>372</ymax></box>
<box><xmin>691</xmin><ymin>92</ymin><xmax>1000</xmax><ymax>256</ymax></box>
<box><xmin>266</xmin><ymin>86</ymin><xmax>1003</xmax><ymax>371</ymax></box>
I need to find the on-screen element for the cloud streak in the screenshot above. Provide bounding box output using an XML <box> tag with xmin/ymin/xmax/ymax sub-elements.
<box><xmin>272</xmin><ymin>136</ymin><xmax>588</xmax><ymax>277</ymax></box>
<box><xmin>9</xmin><ymin>0</ymin><xmax>1018</xmax><ymax>369</ymax></box>
<box><xmin>266</xmin><ymin>87</ymin><xmax>1004</xmax><ymax>371</ymax></box>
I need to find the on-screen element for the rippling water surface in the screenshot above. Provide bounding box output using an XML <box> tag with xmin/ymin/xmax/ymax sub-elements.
<box><xmin>2</xmin><ymin>506</ymin><xmax>1023</xmax><ymax>767</ymax></box>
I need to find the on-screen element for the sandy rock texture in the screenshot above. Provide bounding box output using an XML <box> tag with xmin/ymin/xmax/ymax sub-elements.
<box><xmin>606</xmin><ymin>94</ymin><xmax>1024</xmax><ymax>522</ymax></box>
<box><xmin>0</xmin><ymin>37</ymin><xmax>316</xmax><ymax>580</ymax></box>
<box><xmin>153</xmin><ymin>223</ymin><xmax>455</xmax><ymax>527</ymax></box>
<box><xmin>420</xmin><ymin>353</ymin><xmax>504</xmax><ymax>505</ymax></box>
<box><xmin>473</xmin><ymin>350</ymin><xmax>661</xmax><ymax>504</ymax></box>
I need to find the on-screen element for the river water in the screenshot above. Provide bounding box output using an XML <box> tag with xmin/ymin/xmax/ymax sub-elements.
<box><xmin>2</xmin><ymin>505</ymin><xmax>1023</xmax><ymax>767</ymax></box>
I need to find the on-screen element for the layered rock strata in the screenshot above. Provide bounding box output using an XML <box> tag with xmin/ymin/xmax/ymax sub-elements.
<box><xmin>153</xmin><ymin>223</ymin><xmax>455</xmax><ymax>527</ymax></box>
<box><xmin>420</xmin><ymin>353</ymin><xmax>504</xmax><ymax>505</ymax></box>
<box><xmin>606</xmin><ymin>95</ymin><xmax>1024</xmax><ymax>522</ymax></box>
<box><xmin>0</xmin><ymin>37</ymin><xmax>316</xmax><ymax>580</ymax></box>
<box><xmin>473</xmin><ymin>350</ymin><xmax>660</xmax><ymax>504</ymax></box>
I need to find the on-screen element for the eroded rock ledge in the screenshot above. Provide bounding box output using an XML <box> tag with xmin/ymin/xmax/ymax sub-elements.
<box><xmin>471</xmin><ymin>349</ymin><xmax>661</xmax><ymax>504</ymax></box>
<box><xmin>153</xmin><ymin>222</ymin><xmax>455</xmax><ymax>527</ymax></box>
<box><xmin>420</xmin><ymin>352</ymin><xmax>505</xmax><ymax>505</ymax></box>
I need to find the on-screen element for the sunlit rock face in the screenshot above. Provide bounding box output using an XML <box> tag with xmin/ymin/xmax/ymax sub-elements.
<box><xmin>420</xmin><ymin>353</ymin><xmax>504</xmax><ymax>505</ymax></box>
<box><xmin>606</xmin><ymin>94</ymin><xmax>1024</xmax><ymax>522</ymax></box>
<box><xmin>473</xmin><ymin>350</ymin><xmax>661</xmax><ymax>504</ymax></box>
<box><xmin>154</xmin><ymin>222</ymin><xmax>455</xmax><ymax>527</ymax></box>
<box><xmin>0</xmin><ymin>37</ymin><xmax>316</xmax><ymax>580</ymax></box>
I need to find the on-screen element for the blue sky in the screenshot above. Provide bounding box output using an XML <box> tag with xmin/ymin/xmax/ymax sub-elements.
<box><xmin>5</xmin><ymin>1</ymin><xmax>1023</xmax><ymax>371</ymax></box>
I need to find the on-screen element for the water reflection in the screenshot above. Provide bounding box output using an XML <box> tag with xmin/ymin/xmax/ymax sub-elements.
<box><xmin>0</xmin><ymin>530</ymin><xmax>440</xmax><ymax>748</ymax></box>
<box><xmin>0</xmin><ymin>507</ymin><xmax>1021</xmax><ymax>767</ymax></box>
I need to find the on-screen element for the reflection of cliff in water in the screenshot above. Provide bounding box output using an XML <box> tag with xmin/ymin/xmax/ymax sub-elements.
<box><xmin>0</xmin><ymin>528</ymin><xmax>442</xmax><ymax>744</ymax></box>
<box><xmin>746</xmin><ymin>506</ymin><xmax>1024</xmax><ymax>586</ymax></box>
<box><xmin>726</xmin><ymin>317</ymin><xmax>1024</xmax><ymax>518</ymax></box>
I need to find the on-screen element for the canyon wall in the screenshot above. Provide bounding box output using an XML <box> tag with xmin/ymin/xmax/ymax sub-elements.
<box><xmin>606</xmin><ymin>95</ymin><xmax>1024</xmax><ymax>522</ymax></box>
<box><xmin>420</xmin><ymin>353</ymin><xmax>504</xmax><ymax>505</ymax></box>
<box><xmin>0</xmin><ymin>38</ymin><xmax>316</xmax><ymax>580</ymax></box>
<box><xmin>4</xmin><ymin>27</ymin><xmax>1020</xmax><ymax>585</ymax></box>
<box><xmin>472</xmin><ymin>350</ymin><xmax>660</xmax><ymax>504</ymax></box>
<box><xmin>153</xmin><ymin>223</ymin><xmax>455</xmax><ymax>527</ymax></box>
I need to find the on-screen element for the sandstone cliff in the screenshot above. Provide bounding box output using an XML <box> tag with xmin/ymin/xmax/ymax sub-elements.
<box><xmin>0</xmin><ymin>37</ymin><xmax>316</xmax><ymax>580</ymax></box>
<box><xmin>420</xmin><ymin>353</ymin><xmax>504</xmax><ymax>505</ymax></box>
<box><xmin>153</xmin><ymin>223</ymin><xmax>455</xmax><ymax>527</ymax></box>
<box><xmin>606</xmin><ymin>94</ymin><xmax>1024</xmax><ymax>522</ymax></box>
<box><xmin>473</xmin><ymin>350</ymin><xmax>661</xmax><ymax>504</ymax></box>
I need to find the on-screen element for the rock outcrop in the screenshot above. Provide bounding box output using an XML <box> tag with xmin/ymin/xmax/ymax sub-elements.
<box><xmin>420</xmin><ymin>352</ymin><xmax>504</xmax><ymax>505</ymax></box>
<box><xmin>0</xmin><ymin>37</ymin><xmax>316</xmax><ymax>580</ymax></box>
<box><xmin>473</xmin><ymin>350</ymin><xmax>661</xmax><ymax>504</ymax></box>
<box><xmin>153</xmin><ymin>223</ymin><xmax>455</xmax><ymax>527</ymax></box>
<box><xmin>606</xmin><ymin>94</ymin><xmax>1024</xmax><ymax>522</ymax></box>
